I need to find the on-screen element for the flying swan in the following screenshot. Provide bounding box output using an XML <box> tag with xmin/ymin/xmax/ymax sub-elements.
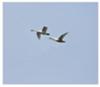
<box><xmin>49</xmin><ymin>32</ymin><xmax>68</xmax><ymax>43</ymax></box>
<box><xmin>31</xmin><ymin>26</ymin><xmax>50</xmax><ymax>39</ymax></box>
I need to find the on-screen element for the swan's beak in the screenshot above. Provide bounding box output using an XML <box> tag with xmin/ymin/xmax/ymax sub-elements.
<box><xmin>30</xmin><ymin>29</ymin><xmax>35</xmax><ymax>32</ymax></box>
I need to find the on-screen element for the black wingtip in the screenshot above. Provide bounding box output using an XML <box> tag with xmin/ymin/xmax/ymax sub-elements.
<box><xmin>43</xmin><ymin>26</ymin><xmax>47</xmax><ymax>28</ymax></box>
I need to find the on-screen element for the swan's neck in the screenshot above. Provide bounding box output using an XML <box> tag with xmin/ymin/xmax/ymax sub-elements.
<box><xmin>49</xmin><ymin>37</ymin><xmax>57</xmax><ymax>41</ymax></box>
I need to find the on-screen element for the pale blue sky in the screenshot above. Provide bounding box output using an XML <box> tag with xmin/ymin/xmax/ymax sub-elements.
<box><xmin>3</xmin><ymin>3</ymin><xmax>98</xmax><ymax>84</ymax></box>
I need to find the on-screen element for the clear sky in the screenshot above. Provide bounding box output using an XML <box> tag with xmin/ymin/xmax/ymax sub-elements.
<box><xmin>3</xmin><ymin>3</ymin><xmax>98</xmax><ymax>84</ymax></box>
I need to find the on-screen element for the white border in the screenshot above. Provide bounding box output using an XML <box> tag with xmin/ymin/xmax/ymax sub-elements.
<box><xmin>2</xmin><ymin>0</ymin><xmax>100</xmax><ymax>2</ymax></box>
<box><xmin>0</xmin><ymin>0</ymin><xmax>99</xmax><ymax>87</ymax></box>
<box><xmin>0</xmin><ymin>1</ymin><xmax>3</xmax><ymax>87</ymax></box>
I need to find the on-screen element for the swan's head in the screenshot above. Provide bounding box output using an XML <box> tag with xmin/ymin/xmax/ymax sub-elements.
<box><xmin>30</xmin><ymin>29</ymin><xmax>33</xmax><ymax>32</ymax></box>
<box><xmin>30</xmin><ymin>29</ymin><xmax>35</xmax><ymax>32</ymax></box>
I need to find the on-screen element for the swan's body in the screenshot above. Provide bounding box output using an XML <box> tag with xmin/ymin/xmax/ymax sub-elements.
<box><xmin>31</xmin><ymin>26</ymin><xmax>50</xmax><ymax>39</ymax></box>
<box><xmin>49</xmin><ymin>32</ymin><xmax>68</xmax><ymax>43</ymax></box>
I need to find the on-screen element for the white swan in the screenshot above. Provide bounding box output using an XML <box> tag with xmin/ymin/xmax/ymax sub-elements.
<box><xmin>49</xmin><ymin>32</ymin><xmax>68</xmax><ymax>43</ymax></box>
<box><xmin>31</xmin><ymin>26</ymin><xmax>50</xmax><ymax>39</ymax></box>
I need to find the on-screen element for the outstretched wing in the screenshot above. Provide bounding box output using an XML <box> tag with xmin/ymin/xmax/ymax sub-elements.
<box><xmin>42</xmin><ymin>26</ymin><xmax>48</xmax><ymax>33</ymax></box>
<box><xmin>37</xmin><ymin>32</ymin><xmax>41</xmax><ymax>39</ymax></box>
<box><xmin>58</xmin><ymin>32</ymin><xmax>68</xmax><ymax>41</ymax></box>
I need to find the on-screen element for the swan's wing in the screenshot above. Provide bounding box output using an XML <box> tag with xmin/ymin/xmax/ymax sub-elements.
<box><xmin>37</xmin><ymin>32</ymin><xmax>41</xmax><ymax>39</ymax></box>
<box><xmin>42</xmin><ymin>26</ymin><xmax>48</xmax><ymax>33</ymax></box>
<box><xmin>58</xmin><ymin>32</ymin><xmax>68</xmax><ymax>41</ymax></box>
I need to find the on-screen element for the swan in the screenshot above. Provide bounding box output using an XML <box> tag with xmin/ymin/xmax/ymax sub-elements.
<box><xmin>49</xmin><ymin>32</ymin><xmax>68</xmax><ymax>43</ymax></box>
<box><xmin>31</xmin><ymin>26</ymin><xmax>50</xmax><ymax>39</ymax></box>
